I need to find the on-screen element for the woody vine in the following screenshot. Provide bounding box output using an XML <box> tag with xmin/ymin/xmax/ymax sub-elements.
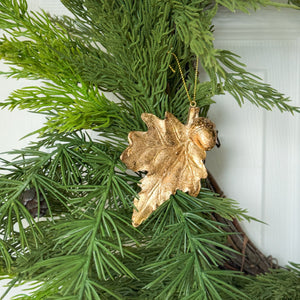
<box><xmin>0</xmin><ymin>1</ymin><xmax>299</xmax><ymax>299</ymax></box>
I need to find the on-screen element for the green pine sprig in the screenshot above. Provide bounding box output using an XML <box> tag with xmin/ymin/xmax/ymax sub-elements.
<box><xmin>240</xmin><ymin>263</ymin><xmax>300</xmax><ymax>300</ymax></box>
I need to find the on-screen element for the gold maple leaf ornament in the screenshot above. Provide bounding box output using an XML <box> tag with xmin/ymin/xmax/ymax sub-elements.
<box><xmin>120</xmin><ymin>106</ymin><xmax>217</xmax><ymax>227</ymax></box>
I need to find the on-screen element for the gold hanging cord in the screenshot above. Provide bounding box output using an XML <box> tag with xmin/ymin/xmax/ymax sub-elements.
<box><xmin>169</xmin><ymin>52</ymin><xmax>199</xmax><ymax>107</ymax></box>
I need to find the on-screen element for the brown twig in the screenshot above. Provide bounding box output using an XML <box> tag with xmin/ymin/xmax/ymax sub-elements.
<box><xmin>206</xmin><ymin>170</ymin><xmax>277</xmax><ymax>276</ymax></box>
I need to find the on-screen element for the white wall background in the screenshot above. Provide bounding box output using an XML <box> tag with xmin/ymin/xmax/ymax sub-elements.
<box><xmin>206</xmin><ymin>5</ymin><xmax>300</xmax><ymax>266</ymax></box>
<box><xmin>0</xmin><ymin>0</ymin><xmax>299</xmax><ymax>298</ymax></box>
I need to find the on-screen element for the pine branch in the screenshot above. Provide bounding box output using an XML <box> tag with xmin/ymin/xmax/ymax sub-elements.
<box><xmin>217</xmin><ymin>0</ymin><xmax>300</xmax><ymax>11</ymax></box>
<box><xmin>217</xmin><ymin>50</ymin><xmax>300</xmax><ymax>113</ymax></box>
<box><xmin>240</xmin><ymin>263</ymin><xmax>300</xmax><ymax>300</ymax></box>
<box><xmin>172</xmin><ymin>3</ymin><xmax>300</xmax><ymax>114</ymax></box>
<box><xmin>61</xmin><ymin>0</ymin><xmax>176</xmax><ymax>117</ymax></box>
<box><xmin>0</xmin><ymin>131</ymin><xmax>142</xmax><ymax>298</ymax></box>
<box><xmin>135</xmin><ymin>190</ymin><xmax>253</xmax><ymax>299</ymax></box>
<box><xmin>0</xmin><ymin>1</ymin><xmax>141</xmax><ymax>135</ymax></box>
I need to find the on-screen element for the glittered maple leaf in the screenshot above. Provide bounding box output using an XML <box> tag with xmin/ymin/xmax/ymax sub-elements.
<box><xmin>121</xmin><ymin>107</ymin><xmax>217</xmax><ymax>227</ymax></box>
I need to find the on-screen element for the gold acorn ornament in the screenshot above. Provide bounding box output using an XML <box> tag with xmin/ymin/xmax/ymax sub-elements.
<box><xmin>120</xmin><ymin>54</ymin><xmax>218</xmax><ymax>227</ymax></box>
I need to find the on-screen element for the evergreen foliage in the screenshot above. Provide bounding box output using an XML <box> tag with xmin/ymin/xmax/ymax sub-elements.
<box><xmin>0</xmin><ymin>0</ymin><xmax>299</xmax><ymax>299</ymax></box>
<box><xmin>241</xmin><ymin>263</ymin><xmax>300</xmax><ymax>300</ymax></box>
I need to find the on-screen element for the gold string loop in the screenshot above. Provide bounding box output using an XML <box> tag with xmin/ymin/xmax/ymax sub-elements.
<box><xmin>190</xmin><ymin>100</ymin><xmax>197</xmax><ymax>107</ymax></box>
<box><xmin>168</xmin><ymin>52</ymin><xmax>199</xmax><ymax>107</ymax></box>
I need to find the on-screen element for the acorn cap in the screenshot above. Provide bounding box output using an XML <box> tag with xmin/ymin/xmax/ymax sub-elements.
<box><xmin>189</xmin><ymin>117</ymin><xmax>217</xmax><ymax>151</ymax></box>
